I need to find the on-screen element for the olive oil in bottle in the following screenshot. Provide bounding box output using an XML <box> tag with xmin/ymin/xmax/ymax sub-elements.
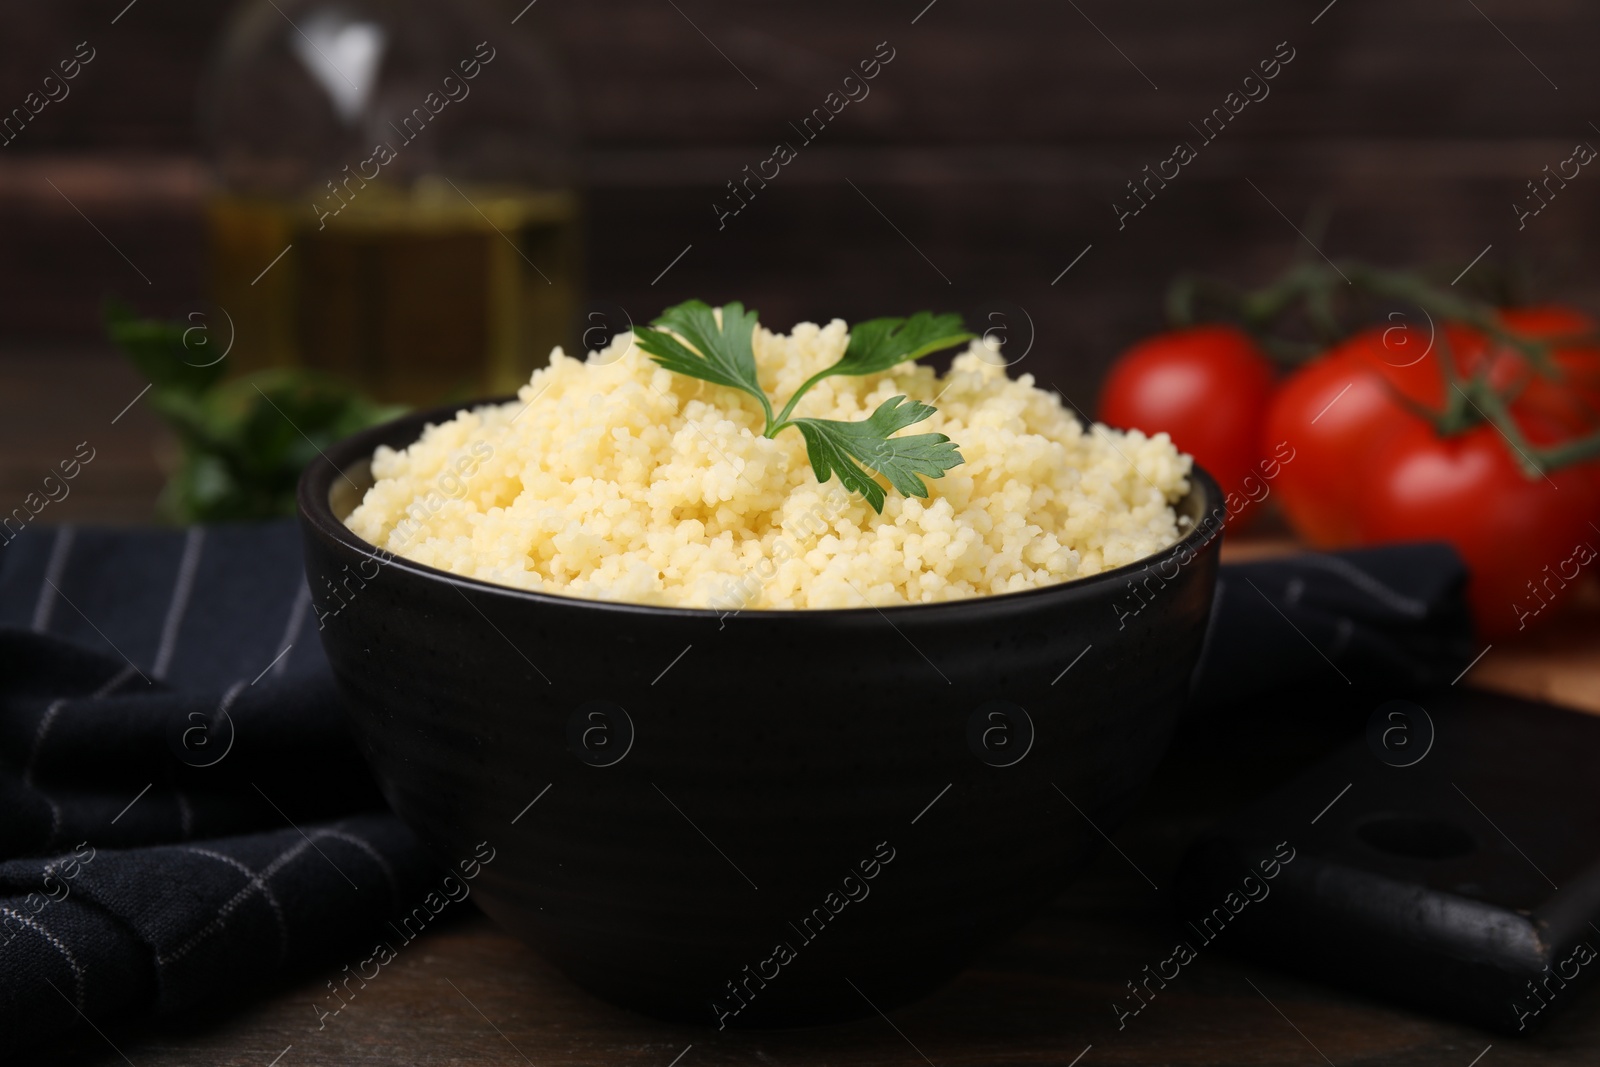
<box><xmin>202</xmin><ymin>0</ymin><xmax>579</xmax><ymax>404</ymax></box>
<box><xmin>207</xmin><ymin>180</ymin><xmax>579</xmax><ymax>404</ymax></box>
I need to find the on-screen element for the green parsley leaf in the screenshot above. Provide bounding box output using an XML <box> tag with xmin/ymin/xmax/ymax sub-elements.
<box><xmin>830</xmin><ymin>312</ymin><xmax>975</xmax><ymax>376</ymax></box>
<box><xmin>636</xmin><ymin>301</ymin><xmax>971</xmax><ymax>510</ymax></box>
<box><xmin>772</xmin><ymin>312</ymin><xmax>974</xmax><ymax>426</ymax></box>
<box><xmin>632</xmin><ymin>299</ymin><xmax>773</xmax><ymax>424</ymax></box>
<box><xmin>792</xmin><ymin>395</ymin><xmax>964</xmax><ymax>513</ymax></box>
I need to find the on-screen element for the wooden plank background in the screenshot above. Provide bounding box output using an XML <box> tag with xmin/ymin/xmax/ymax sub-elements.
<box><xmin>2</xmin><ymin>0</ymin><xmax>1598</xmax><ymax>396</ymax></box>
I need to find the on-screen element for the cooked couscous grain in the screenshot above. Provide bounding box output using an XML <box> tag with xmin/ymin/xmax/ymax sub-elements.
<box><xmin>345</xmin><ymin>319</ymin><xmax>1191</xmax><ymax>608</ymax></box>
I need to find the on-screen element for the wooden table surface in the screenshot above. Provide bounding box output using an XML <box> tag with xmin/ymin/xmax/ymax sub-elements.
<box><xmin>8</xmin><ymin>346</ymin><xmax>1600</xmax><ymax>1065</ymax></box>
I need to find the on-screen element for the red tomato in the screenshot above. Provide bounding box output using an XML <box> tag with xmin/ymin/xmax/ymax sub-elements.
<box><xmin>1450</xmin><ymin>307</ymin><xmax>1600</xmax><ymax>498</ymax></box>
<box><xmin>1362</xmin><ymin>318</ymin><xmax>1491</xmax><ymax>409</ymax></box>
<box><xmin>1098</xmin><ymin>326</ymin><xmax>1276</xmax><ymax>519</ymax></box>
<box><xmin>1267</xmin><ymin>313</ymin><xmax>1600</xmax><ymax>637</ymax></box>
<box><xmin>1493</xmin><ymin>306</ymin><xmax>1600</xmax><ymax>433</ymax></box>
<box><xmin>1354</xmin><ymin>419</ymin><xmax>1600</xmax><ymax>639</ymax></box>
<box><xmin>1265</xmin><ymin>322</ymin><xmax>1491</xmax><ymax>548</ymax></box>
<box><xmin>1264</xmin><ymin>329</ymin><xmax>1419</xmax><ymax>547</ymax></box>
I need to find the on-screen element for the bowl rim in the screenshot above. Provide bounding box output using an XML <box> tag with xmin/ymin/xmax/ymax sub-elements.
<box><xmin>298</xmin><ymin>397</ymin><xmax>1226</xmax><ymax>620</ymax></box>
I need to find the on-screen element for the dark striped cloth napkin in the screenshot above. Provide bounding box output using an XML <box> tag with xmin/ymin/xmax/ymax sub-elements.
<box><xmin>0</xmin><ymin>523</ymin><xmax>441</xmax><ymax>1057</ymax></box>
<box><xmin>0</xmin><ymin>521</ymin><xmax>1473</xmax><ymax>1053</ymax></box>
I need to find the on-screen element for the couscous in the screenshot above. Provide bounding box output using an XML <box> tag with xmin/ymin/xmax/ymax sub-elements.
<box><xmin>345</xmin><ymin>313</ymin><xmax>1191</xmax><ymax>609</ymax></box>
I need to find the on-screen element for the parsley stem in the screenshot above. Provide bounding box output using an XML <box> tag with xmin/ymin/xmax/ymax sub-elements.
<box><xmin>753</xmin><ymin>389</ymin><xmax>775</xmax><ymax>430</ymax></box>
<box><xmin>767</xmin><ymin>368</ymin><xmax>835</xmax><ymax>434</ymax></box>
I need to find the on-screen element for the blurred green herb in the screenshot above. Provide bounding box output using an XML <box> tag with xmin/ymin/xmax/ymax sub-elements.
<box><xmin>105</xmin><ymin>301</ymin><xmax>406</xmax><ymax>522</ymax></box>
<box><xmin>634</xmin><ymin>300</ymin><xmax>971</xmax><ymax>511</ymax></box>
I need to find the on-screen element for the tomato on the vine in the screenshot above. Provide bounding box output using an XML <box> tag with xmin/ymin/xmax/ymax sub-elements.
<box><xmin>1262</xmin><ymin>319</ymin><xmax>1513</xmax><ymax>547</ymax></box>
<box><xmin>1269</xmin><ymin>318</ymin><xmax>1600</xmax><ymax>636</ymax></box>
<box><xmin>1098</xmin><ymin>325</ymin><xmax>1276</xmax><ymax>523</ymax></box>
<box><xmin>1493</xmin><ymin>306</ymin><xmax>1600</xmax><ymax>434</ymax></box>
<box><xmin>1454</xmin><ymin>307</ymin><xmax>1600</xmax><ymax>496</ymax></box>
<box><xmin>1353</xmin><ymin>417</ymin><xmax>1600</xmax><ymax>639</ymax></box>
<box><xmin>1137</xmin><ymin>256</ymin><xmax>1600</xmax><ymax>638</ymax></box>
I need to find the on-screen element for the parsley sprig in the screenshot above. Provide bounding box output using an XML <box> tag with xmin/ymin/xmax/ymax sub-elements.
<box><xmin>633</xmin><ymin>300</ymin><xmax>973</xmax><ymax>511</ymax></box>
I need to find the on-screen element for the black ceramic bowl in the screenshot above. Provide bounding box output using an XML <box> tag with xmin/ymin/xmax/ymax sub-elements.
<box><xmin>298</xmin><ymin>400</ymin><xmax>1224</xmax><ymax>1028</ymax></box>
